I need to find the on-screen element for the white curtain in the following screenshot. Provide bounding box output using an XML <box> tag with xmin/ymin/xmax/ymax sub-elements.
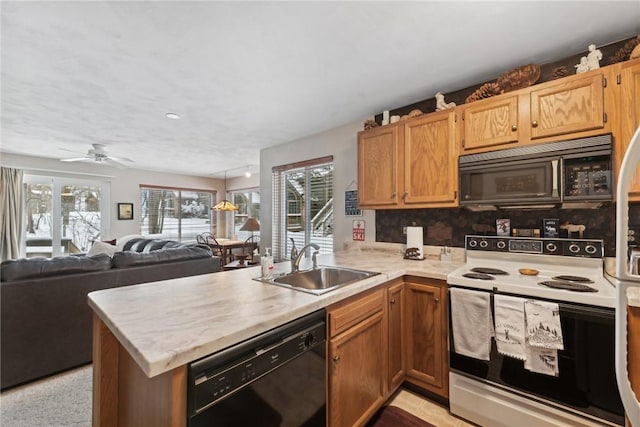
<box><xmin>1</xmin><ymin>167</ymin><xmax>24</xmax><ymax>261</ymax></box>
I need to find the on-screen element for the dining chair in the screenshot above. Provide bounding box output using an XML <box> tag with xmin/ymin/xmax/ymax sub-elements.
<box><xmin>197</xmin><ymin>232</ymin><xmax>225</xmax><ymax>261</ymax></box>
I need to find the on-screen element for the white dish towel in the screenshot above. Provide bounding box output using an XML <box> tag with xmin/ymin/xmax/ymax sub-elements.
<box><xmin>450</xmin><ymin>288</ymin><xmax>492</xmax><ymax>361</ymax></box>
<box><xmin>524</xmin><ymin>299</ymin><xmax>564</xmax><ymax>376</ymax></box>
<box><xmin>493</xmin><ymin>295</ymin><xmax>526</xmax><ymax>360</ymax></box>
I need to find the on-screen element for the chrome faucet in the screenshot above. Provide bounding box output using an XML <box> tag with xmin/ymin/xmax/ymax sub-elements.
<box><xmin>292</xmin><ymin>243</ymin><xmax>320</xmax><ymax>272</ymax></box>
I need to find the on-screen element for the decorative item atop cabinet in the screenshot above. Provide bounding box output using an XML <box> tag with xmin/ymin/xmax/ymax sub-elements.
<box><xmin>464</xmin><ymin>82</ymin><xmax>503</xmax><ymax>103</ymax></box>
<box><xmin>435</xmin><ymin>92</ymin><xmax>456</xmax><ymax>111</ymax></box>
<box><xmin>609</xmin><ymin>35</ymin><xmax>639</xmax><ymax>64</ymax></box>
<box><xmin>496</xmin><ymin>63</ymin><xmax>541</xmax><ymax>93</ymax></box>
<box><xmin>363</xmin><ymin>119</ymin><xmax>379</xmax><ymax>130</ymax></box>
<box><xmin>400</xmin><ymin>109</ymin><xmax>424</xmax><ymax>121</ymax></box>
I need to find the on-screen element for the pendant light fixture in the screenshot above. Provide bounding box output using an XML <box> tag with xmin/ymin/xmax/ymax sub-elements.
<box><xmin>213</xmin><ymin>171</ymin><xmax>239</xmax><ymax>211</ymax></box>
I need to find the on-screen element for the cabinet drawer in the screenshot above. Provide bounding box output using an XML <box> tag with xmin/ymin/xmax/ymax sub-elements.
<box><xmin>328</xmin><ymin>289</ymin><xmax>384</xmax><ymax>338</ymax></box>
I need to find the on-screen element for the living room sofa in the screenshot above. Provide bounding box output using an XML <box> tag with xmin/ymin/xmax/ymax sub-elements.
<box><xmin>0</xmin><ymin>238</ymin><xmax>221</xmax><ymax>390</ymax></box>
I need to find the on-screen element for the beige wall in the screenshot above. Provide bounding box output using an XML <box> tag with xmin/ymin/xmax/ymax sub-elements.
<box><xmin>259</xmin><ymin>119</ymin><xmax>376</xmax><ymax>258</ymax></box>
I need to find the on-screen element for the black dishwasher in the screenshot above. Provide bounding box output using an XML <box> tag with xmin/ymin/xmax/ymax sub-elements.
<box><xmin>187</xmin><ymin>309</ymin><xmax>326</xmax><ymax>427</ymax></box>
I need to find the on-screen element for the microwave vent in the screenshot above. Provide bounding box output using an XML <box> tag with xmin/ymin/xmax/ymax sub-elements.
<box><xmin>459</xmin><ymin>134</ymin><xmax>612</xmax><ymax>166</ymax></box>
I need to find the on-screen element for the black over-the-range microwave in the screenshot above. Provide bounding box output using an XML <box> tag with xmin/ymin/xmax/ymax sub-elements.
<box><xmin>458</xmin><ymin>134</ymin><xmax>613</xmax><ymax>207</ymax></box>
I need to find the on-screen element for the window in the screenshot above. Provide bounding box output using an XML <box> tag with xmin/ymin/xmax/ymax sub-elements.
<box><xmin>272</xmin><ymin>156</ymin><xmax>333</xmax><ymax>262</ymax></box>
<box><xmin>139</xmin><ymin>186</ymin><xmax>215</xmax><ymax>242</ymax></box>
<box><xmin>23</xmin><ymin>175</ymin><xmax>109</xmax><ymax>257</ymax></box>
<box><xmin>230</xmin><ymin>188</ymin><xmax>260</xmax><ymax>240</ymax></box>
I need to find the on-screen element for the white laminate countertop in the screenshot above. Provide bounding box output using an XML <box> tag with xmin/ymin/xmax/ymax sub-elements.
<box><xmin>88</xmin><ymin>244</ymin><xmax>463</xmax><ymax>379</ymax></box>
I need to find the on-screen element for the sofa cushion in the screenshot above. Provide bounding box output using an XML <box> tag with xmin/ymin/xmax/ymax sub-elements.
<box><xmin>87</xmin><ymin>241</ymin><xmax>117</xmax><ymax>257</ymax></box>
<box><xmin>112</xmin><ymin>246</ymin><xmax>212</xmax><ymax>268</ymax></box>
<box><xmin>1</xmin><ymin>255</ymin><xmax>113</xmax><ymax>282</ymax></box>
<box><xmin>115</xmin><ymin>234</ymin><xmax>143</xmax><ymax>252</ymax></box>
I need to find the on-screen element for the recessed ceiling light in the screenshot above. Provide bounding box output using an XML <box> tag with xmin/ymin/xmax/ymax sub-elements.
<box><xmin>165</xmin><ymin>113</ymin><xmax>180</xmax><ymax>120</ymax></box>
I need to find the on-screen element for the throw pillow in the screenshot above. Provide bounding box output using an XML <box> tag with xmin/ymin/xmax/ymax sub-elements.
<box><xmin>115</xmin><ymin>234</ymin><xmax>143</xmax><ymax>252</ymax></box>
<box><xmin>87</xmin><ymin>240</ymin><xmax>117</xmax><ymax>257</ymax></box>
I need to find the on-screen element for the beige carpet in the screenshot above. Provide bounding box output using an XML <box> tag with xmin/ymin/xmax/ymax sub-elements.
<box><xmin>0</xmin><ymin>365</ymin><xmax>92</xmax><ymax>427</ymax></box>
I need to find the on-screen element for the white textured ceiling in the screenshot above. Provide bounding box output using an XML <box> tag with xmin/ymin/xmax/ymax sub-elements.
<box><xmin>2</xmin><ymin>1</ymin><xmax>639</xmax><ymax>178</ymax></box>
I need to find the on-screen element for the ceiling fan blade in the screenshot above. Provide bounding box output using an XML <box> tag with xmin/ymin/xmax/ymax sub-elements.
<box><xmin>59</xmin><ymin>147</ymin><xmax>88</xmax><ymax>155</ymax></box>
<box><xmin>60</xmin><ymin>157</ymin><xmax>91</xmax><ymax>162</ymax></box>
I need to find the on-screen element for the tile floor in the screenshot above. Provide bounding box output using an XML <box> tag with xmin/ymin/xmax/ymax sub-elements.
<box><xmin>387</xmin><ymin>388</ymin><xmax>477</xmax><ymax>427</ymax></box>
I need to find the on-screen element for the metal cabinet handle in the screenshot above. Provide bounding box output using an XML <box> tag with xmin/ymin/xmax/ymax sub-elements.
<box><xmin>434</xmin><ymin>297</ymin><xmax>440</xmax><ymax>304</ymax></box>
<box><xmin>511</xmin><ymin>125</ymin><xmax>518</xmax><ymax>132</ymax></box>
<box><xmin>531</xmin><ymin>120</ymin><xmax>538</xmax><ymax>128</ymax></box>
<box><xmin>333</xmin><ymin>356</ymin><xmax>340</xmax><ymax>363</ymax></box>
<box><xmin>402</xmin><ymin>191</ymin><xmax>408</xmax><ymax>199</ymax></box>
<box><xmin>390</xmin><ymin>298</ymin><xmax>396</xmax><ymax>304</ymax></box>
<box><xmin>391</xmin><ymin>192</ymin><xmax>396</xmax><ymax>199</ymax></box>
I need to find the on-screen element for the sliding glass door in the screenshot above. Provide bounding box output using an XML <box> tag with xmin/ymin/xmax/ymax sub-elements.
<box><xmin>23</xmin><ymin>175</ymin><xmax>109</xmax><ymax>257</ymax></box>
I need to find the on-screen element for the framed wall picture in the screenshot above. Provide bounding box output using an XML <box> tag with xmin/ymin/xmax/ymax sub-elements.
<box><xmin>118</xmin><ymin>203</ymin><xmax>134</xmax><ymax>220</ymax></box>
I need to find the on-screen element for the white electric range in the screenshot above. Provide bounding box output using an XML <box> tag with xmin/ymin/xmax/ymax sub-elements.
<box><xmin>447</xmin><ymin>235</ymin><xmax>624</xmax><ymax>427</ymax></box>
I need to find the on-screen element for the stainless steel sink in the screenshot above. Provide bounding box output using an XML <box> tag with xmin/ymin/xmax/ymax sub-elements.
<box><xmin>255</xmin><ymin>266</ymin><xmax>379</xmax><ymax>295</ymax></box>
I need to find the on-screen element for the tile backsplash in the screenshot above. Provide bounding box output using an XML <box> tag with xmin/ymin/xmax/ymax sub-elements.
<box><xmin>375</xmin><ymin>203</ymin><xmax>640</xmax><ymax>257</ymax></box>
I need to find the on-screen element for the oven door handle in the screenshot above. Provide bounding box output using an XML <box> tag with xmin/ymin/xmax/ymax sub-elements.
<box><xmin>552</xmin><ymin>159</ymin><xmax>560</xmax><ymax>198</ymax></box>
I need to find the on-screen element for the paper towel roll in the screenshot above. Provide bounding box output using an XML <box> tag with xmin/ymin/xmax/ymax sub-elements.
<box><xmin>406</xmin><ymin>226</ymin><xmax>423</xmax><ymax>259</ymax></box>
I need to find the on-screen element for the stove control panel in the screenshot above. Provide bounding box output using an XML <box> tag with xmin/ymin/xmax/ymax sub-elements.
<box><xmin>465</xmin><ymin>235</ymin><xmax>604</xmax><ymax>258</ymax></box>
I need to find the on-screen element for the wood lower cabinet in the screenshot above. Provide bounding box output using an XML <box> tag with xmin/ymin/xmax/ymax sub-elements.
<box><xmin>387</xmin><ymin>280</ymin><xmax>405</xmax><ymax>392</ymax></box>
<box><xmin>327</xmin><ymin>289</ymin><xmax>387</xmax><ymax>427</ymax></box>
<box><xmin>614</xmin><ymin>58</ymin><xmax>640</xmax><ymax>200</ymax></box>
<box><xmin>403</xmin><ymin>277</ymin><xmax>449</xmax><ymax>399</ymax></box>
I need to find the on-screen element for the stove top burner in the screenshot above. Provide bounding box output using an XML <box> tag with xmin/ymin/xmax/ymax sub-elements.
<box><xmin>538</xmin><ymin>281</ymin><xmax>598</xmax><ymax>292</ymax></box>
<box><xmin>471</xmin><ymin>267</ymin><xmax>508</xmax><ymax>275</ymax></box>
<box><xmin>463</xmin><ymin>272</ymin><xmax>495</xmax><ymax>280</ymax></box>
<box><xmin>552</xmin><ymin>275</ymin><xmax>594</xmax><ymax>283</ymax></box>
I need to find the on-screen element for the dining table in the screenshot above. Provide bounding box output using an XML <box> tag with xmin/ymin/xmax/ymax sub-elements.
<box><xmin>207</xmin><ymin>238</ymin><xmax>249</xmax><ymax>265</ymax></box>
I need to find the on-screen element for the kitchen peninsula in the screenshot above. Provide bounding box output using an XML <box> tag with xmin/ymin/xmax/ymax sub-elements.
<box><xmin>89</xmin><ymin>244</ymin><xmax>462</xmax><ymax>426</ymax></box>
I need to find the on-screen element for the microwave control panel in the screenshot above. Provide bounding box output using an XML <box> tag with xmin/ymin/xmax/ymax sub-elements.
<box><xmin>563</xmin><ymin>156</ymin><xmax>612</xmax><ymax>198</ymax></box>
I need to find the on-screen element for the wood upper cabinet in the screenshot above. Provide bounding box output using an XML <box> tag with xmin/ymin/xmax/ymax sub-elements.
<box><xmin>614</xmin><ymin>58</ymin><xmax>640</xmax><ymax>200</ymax></box>
<box><xmin>357</xmin><ymin>124</ymin><xmax>402</xmax><ymax>207</ymax></box>
<box><xmin>529</xmin><ymin>72</ymin><xmax>605</xmax><ymax>139</ymax></box>
<box><xmin>387</xmin><ymin>281</ymin><xmax>405</xmax><ymax>392</ymax></box>
<box><xmin>403</xmin><ymin>110</ymin><xmax>458</xmax><ymax>206</ymax></box>
<box><xmin>327</xmin><ymin>289</ymin><xmax>386</xmax><ymax>427</ymax></box>
<box><xmin>461</xmin><ymin>68</ymin><xmax>610</xmax><ymax>154</ymax></box>
<box><xmin>403</xmin><ymin>277</ymin><xmax>448</xmax><ymax>400</ymax></box>
<box><xmin>461</xmin><ymin>93</ymin><xmax>520</xmax><ymax>151</ymax></box>
<box><xmin>357</xmin><ymin>109</ymin><xmax>458</xmax><ymax>209</ymax></box>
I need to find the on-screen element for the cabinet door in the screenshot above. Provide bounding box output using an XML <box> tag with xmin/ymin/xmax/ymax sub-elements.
<box><xmin>529</xmin><ymin>73</ymin><xmax>605</xmax><ymax>139</ymax></box>
<box><xmin>357</xmin><ymin>125</ymin><xmax>402</xmax><ymax>207</ymax></box>
<box><xmin>617</xmin><ymin>59</ymin><xmax>640</xmax><ymax>199</ymax></box>
<box><xmin>404</xmin><ymin>280</ymin><xmax>448</xmax><ymax>399</ymax></box>
<box><xmin>387</xmin><ymin>282</ymin><xmax>405</xmax><ymax>392</ymax></box>
<box><xmin>461</xmin><ymin>94</ymin><xmax>520</xmax><ymax>151</ymax></box>
<box><xmin>403</xmin><ymin>111</ymin><xmax>458</xmax><ymax>205</ymax></box>
<box><xmin>328</xmin><ymin>310</ymin><xmax>386</xmax><ymax>427</ymax></box>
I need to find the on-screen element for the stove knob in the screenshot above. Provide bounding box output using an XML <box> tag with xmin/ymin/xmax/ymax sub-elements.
<box><xmin>568</xmin><ymin>243</ymin><xmax>581</xmax><ymax>254</ymax></box>
<box><xmin>585</xmin><ymin>245</ymin><xmax>598</xmax><ymax>255</ymax></box>
<box><xmin>546</xmin><ymin>242</ymin><xmax>557</xmax><ymax>253</ymax></box>
<box><xmin>497</xmin><ymin>240</ymin><xmax>506</xmax><ymax>249</ymax></box>
<box><xmin>468</xmin><ymin>240</ymin><xmax>478</xmax><ymax>248</ymax></box>
<box><xmin>479</xmin><ymin>240</ymin><xmax>488</xmax><ymax>248</ymax></box>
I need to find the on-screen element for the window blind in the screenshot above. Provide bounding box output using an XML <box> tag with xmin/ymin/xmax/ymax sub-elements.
<box><xmin>139</xmin><ymin>185</ymin><xmax>214</xmax><ymax>242</ymax></box>
<box><xmin>271</xmin><ymin>157</ymin><xmax>333</xmax><ymax>262</ymax></box>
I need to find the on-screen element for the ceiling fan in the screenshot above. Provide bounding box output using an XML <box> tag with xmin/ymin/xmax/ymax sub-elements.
<box><xmin>59</xmin><ymin>144</ymin><xmax>135</xmax><ymax>167</ymax></box>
